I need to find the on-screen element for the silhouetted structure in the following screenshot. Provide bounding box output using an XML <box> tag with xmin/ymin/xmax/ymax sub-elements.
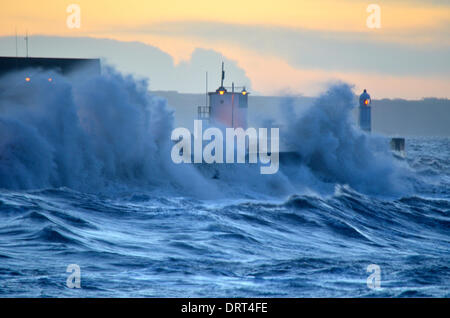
<box><xmin>359</xmin><ymin>89</ymin><xmax>372</xmax><ymax>132</ymax></box>
<box><xmin>198</xmin><ymin>62</ymin><xmax>249</xmax><ymax>129</ymax></box>
<box><xmin>0</xmin><ymin>56</ymin><xmax>101</xmax><ymax>77</ymax></box>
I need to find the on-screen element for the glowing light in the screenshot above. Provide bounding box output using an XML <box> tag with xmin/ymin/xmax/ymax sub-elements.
<box><xmin>242</xmin><ymin>91</ymin><xmax>247</xmax><ymax>96</ymax></box>
<box><xmin>25</xmin><ymin>77</ymin><xmax>30</xmax><ymax>82</ymax></box>
<box><xmin>219</xmin><ymin>90</ymin><xmax>225</xmax><ymax>95</ymax></box>
<box><xmin>48</xmin><ymin>78</ymin><xmax>52</xmax><ymax>82</ymax></box>
<box><xmin>364</xmin><ymin>99</ymin><xmax>370</xmax><ymax>106</ymax></box>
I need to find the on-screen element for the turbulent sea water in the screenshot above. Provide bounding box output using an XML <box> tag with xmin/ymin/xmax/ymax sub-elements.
<box><xmin>0</xmin><ymin>69</ymin><xmax>449</xmax><ymax>297</ymax></box>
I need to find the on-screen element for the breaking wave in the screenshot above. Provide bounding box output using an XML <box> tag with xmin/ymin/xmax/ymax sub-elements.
<box><xmin>0</xmin><ymin>68</ymin><xmax>216</xmax><ymax>196</ymax></box>
<box><xmin>0</xmin><ymin>69</ymin><xmax>411</xmax><ymax>197</ymax></box>
<box><xmin>281</xmin><ymin>83</ymin><xmax>411</xmax><ymax>195</ymax></box>
<box><xmin>0</xmin><ymin>68</ymin><xmax>448</xmax><ymax>297</ymax></box>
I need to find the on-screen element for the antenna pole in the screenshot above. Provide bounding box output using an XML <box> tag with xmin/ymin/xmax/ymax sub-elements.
<box><xmin>231</xmin><ymin>93</ymin><xmax>234</xmax><ymax>128</ymax></box>
<box><xmin>206</xmin><ymin>71</ymin><xmax>208</xmax><ymax>107</ymax></box>
<box><xmin>15</xmin><ymin>27</ymin><xmax>18</xmax><ymax>57</ymax></box>
<box><xmin>25</xmin><ymin>30</ymin><xmax>28</xmax><ymax>58</ymax></box>
<box><xmin>221</xmin><ymin>62</ymin><xmax>224</xmax><ymax>87</ymax></box>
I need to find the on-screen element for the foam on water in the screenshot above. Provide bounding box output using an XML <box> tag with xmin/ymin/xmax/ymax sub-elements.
<box><xmin>0</xmin><ymin>69</ymin><xmax>448</xmax><ymax>297</ymax></box>
<box><xmin>0</xmin><ymin>69</ymin><xmax>412</xmax><ymax>198</ymax></box>
<box><xmin>0</xmin><ymin>68</ymin><xmax>220</xmax><ymax>197</ymax></box>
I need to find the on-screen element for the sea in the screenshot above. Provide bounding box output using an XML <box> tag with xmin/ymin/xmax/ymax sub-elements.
<box><xmin>0</xmin><ymin>69</ymin><xmax>448</xmax><ymax>297</ymax></box>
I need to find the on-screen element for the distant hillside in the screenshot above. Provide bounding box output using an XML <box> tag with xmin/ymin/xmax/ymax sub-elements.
<box><xmin>152</xmin><ymin>91</ymin><xmax>450</xmax><ymax>137</ymax></box>
<box><xmin>371</xmin><ymin>98</ymin><xmax>450</xmax><ymax>136</ymax></box>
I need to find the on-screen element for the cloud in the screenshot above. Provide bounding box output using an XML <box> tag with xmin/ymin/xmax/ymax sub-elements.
<box><xmin>120</xmin><ymin>20</ymin><xmax>450</xmax><ymax>77</ymax></box>
<box><xmin>1</xmin><ymin>35</ymin><xmax>448</xmax><ymax>98</ymax></box>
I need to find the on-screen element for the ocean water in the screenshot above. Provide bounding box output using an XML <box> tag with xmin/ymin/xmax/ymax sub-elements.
<box><xmin>0</xmin><ymin>69</ymin><xmax>448</xmax><ymax>297</ymax></box>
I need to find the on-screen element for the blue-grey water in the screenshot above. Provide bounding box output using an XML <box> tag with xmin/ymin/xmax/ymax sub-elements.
<box><xmin>0</xmin><ymin>70</ymin><xmax>448</xmax><ymax>297</ymax></box>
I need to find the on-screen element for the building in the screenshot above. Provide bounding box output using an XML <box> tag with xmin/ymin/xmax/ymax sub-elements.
<box><xmin>198</xmin><ymin>62</ymin><xmax>249</xmax><ymax>129</ymax></box>
<box><xmin>0</xmin><ymin>56</ymin><xmax>101</xmax><ymax>80</ymax></box>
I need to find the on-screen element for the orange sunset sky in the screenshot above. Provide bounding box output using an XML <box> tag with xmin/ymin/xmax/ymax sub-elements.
<box><xmin>1</xmin><ymin>0</ymin><xmax>449</xmax><ymax>98</ymax></box>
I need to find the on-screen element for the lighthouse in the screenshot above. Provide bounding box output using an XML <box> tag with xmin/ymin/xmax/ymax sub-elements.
<box><xmin>359</xmin><ymin>89</ymin><xmax>372</xmax><ymax>132</ymax></box>
<box><xmin>198</xmin><ymin>62</ymin><xmax>249</xmax><ymax>129</ymax></box>
<box><xmin>358</xmin><ymin>89</ymin><xmax>406</xmax><ymax>157</ymax></box>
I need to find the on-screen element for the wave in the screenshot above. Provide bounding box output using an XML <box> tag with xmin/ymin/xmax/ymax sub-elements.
<box><xmin>2</xmin><ymin>184</ymin><xmax>447</xmax><ymax>253</ymax></box>
<box><xmin>0</xmin><ymin>177</ymin><xmax>448</xmax><ymax>297</ymax></box>
<box><xmin>0</xmin><ymin>67</ymin><xmax>214</xmax><ymax>196</ymax></box>
<box><xmin>0</xmin><ymin>68</ymin><xmax>414</xmax><ymax>197</ymax></box>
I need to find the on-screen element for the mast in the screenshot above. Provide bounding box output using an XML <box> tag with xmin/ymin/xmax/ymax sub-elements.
<box><xmin>25</xmin><ymin>30</ymin><xmax>29</xmax><ymax>58</ymax></box>
<box><xmin>221</xmin><ymin>62</ymin><xmax>224</xmax><ymax>87</ymax></box>
<box><xmin>15</xmin><ymin>27</ymin><xmax>18</xmax><ymax>57</ymax></box>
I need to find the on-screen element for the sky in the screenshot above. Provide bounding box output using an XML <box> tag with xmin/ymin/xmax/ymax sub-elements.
<box><xmin>0</xmin><ymin>0</ymin><xmax>449</xmax><ymax>98</ymax></box>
